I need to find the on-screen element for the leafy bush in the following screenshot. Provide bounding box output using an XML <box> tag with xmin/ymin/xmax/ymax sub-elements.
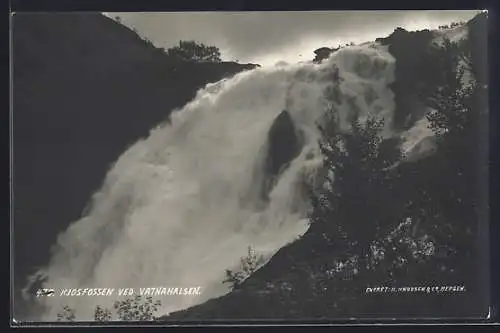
<box><xmin>113</xmin><ymin>295</ymin><xmax>162</xmax><ymax>321</ymax></box>
<box><xmin>93</xmin><ymin>305</ymin><xmax>112</xmax><ymax>321</ymax></box>
<box><xmin>223</xmin><ymin>246</ymin><xmax>265</xmax><ymax>290</ymax></box>
<box><xmin>165</xmin><ymin>40</ymin><xmax>222</xmax><ymax>62</ymax></box>
<box><xmin>56</xmin><ymin>305</ymin><xmax>75</xmax><ymax>321</ymax></box>
<box><xmin>55</xmin><ymin>296</ymin><xmax>162</xmax><ymax>321</ymax></box>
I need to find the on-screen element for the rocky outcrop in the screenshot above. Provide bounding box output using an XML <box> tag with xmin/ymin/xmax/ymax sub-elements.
<box><xmin>313</xmin><ymin>47</ymin><xmax>334</xmax><ymax>64</ymax></box>
<box><xmin>259</xmin><ymin>110</ymin><xmax>304</xmax><ymax>202</ymax></box>
<box><xmin>376</xmin><ymin>27</ymin><xmax>439</xmax><ymax>130</ymax></box>
<box><xmin>264</xmin><ymin>111</ymin><xmax>303</xmax><ymax>180</ymax></box>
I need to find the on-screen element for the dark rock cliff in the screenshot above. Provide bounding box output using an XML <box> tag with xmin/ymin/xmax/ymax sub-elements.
<box><xmin>260</xmin><ymin>110</ymin><xmax>304</xmax><ymax>202</ymax></box>
<box><xmin>376</xmin><ymin>28</ymin><xmax>440</xmax><ymax>130</ymax></box>
<box><xmin>12</xmin><ymin>12</ymin><xmax>257</xmax><ymax>302</ymax></box>
<box><xmin>375</xmin><ymin>12</ymin><xmax>487</xmax><ymax>131</ymax></box>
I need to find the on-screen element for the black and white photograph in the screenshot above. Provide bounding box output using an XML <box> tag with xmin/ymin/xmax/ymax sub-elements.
<box><xmin>11</xmin><ymin>10</ymin><xmax>489</xmax><ymax>323</ymax></box>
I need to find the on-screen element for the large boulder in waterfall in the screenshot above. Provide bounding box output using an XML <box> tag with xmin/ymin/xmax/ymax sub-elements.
<box><xmin>260</xmin><ymin>110</ymin><xmax>303</xmax><ymax>200</ymax></box>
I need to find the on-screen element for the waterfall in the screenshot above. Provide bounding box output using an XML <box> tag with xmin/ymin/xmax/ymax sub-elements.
<box><xmin>26</xmin><ymin>43</ymin><xmax>402</xmax><ymax>320</ymax></box>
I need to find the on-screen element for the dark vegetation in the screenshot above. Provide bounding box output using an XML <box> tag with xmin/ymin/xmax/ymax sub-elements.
<box><xmin>12</xmin><ymin>12</ymin><xmax>257</xmax><ymax>317</ymax></box>
<box><xmin>438</xmin><ymin>21</ymin><xmax>467</xmax><ymax>30</ymax></box>
<box><xmin>164</xmin><ymin>40</ymin><xmax>222</xmax><ymax>63</ymax></box>
<box><xmin>223</xmin><ymin>246</ymin><xmax>265</xmax><ymax>290</ymax></box>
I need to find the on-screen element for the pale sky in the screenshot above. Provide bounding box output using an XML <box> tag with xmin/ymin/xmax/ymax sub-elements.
<box><xmin>105</xmin><ymin>10</ymin><xmax>481</xmax><ymax>67</ymax></box>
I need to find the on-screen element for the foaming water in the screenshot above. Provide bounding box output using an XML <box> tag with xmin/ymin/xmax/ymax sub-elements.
<box><xmin>27</xmin><ymin>44</ymin><xmax>398</xmax><ymax>320</ymax></box>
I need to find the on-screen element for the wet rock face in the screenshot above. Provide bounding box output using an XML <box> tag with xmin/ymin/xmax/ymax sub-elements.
<box><xmin>376</xmin><ymin>28</ymin><xmax>441</xmax><ymax>131</ymax></box>
<box><xmin>260</xmin><ymin>110</ymin><xmax>304</xmax><ymax>201</ymax></box>
<box><xmin>265</xmin><ymin>111</ymin><xmax>301</xmax><ymax>176</ymax></box>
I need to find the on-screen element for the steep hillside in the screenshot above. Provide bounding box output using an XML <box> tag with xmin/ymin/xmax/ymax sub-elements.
<box><xmin>162</xmin><ymin>12</ymin><xmax>489</xmax><ymax>321</ymax></box>
<box><xmin>12</xmin><ymin>12</ymin><xmax>257</xmax><ymax>307</ymax></box>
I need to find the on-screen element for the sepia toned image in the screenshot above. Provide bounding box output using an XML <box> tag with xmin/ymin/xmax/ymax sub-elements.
<box><xmin>11</xmin><ymin>10</ymin><xmax>489</xmax><ymax>323</ymax></box>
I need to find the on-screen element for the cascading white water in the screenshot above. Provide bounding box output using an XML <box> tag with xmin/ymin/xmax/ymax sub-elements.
<box><xmin>27</xmin><ymin>43</ymin><xmax>402</xmax><ymax>321</ymax></box>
